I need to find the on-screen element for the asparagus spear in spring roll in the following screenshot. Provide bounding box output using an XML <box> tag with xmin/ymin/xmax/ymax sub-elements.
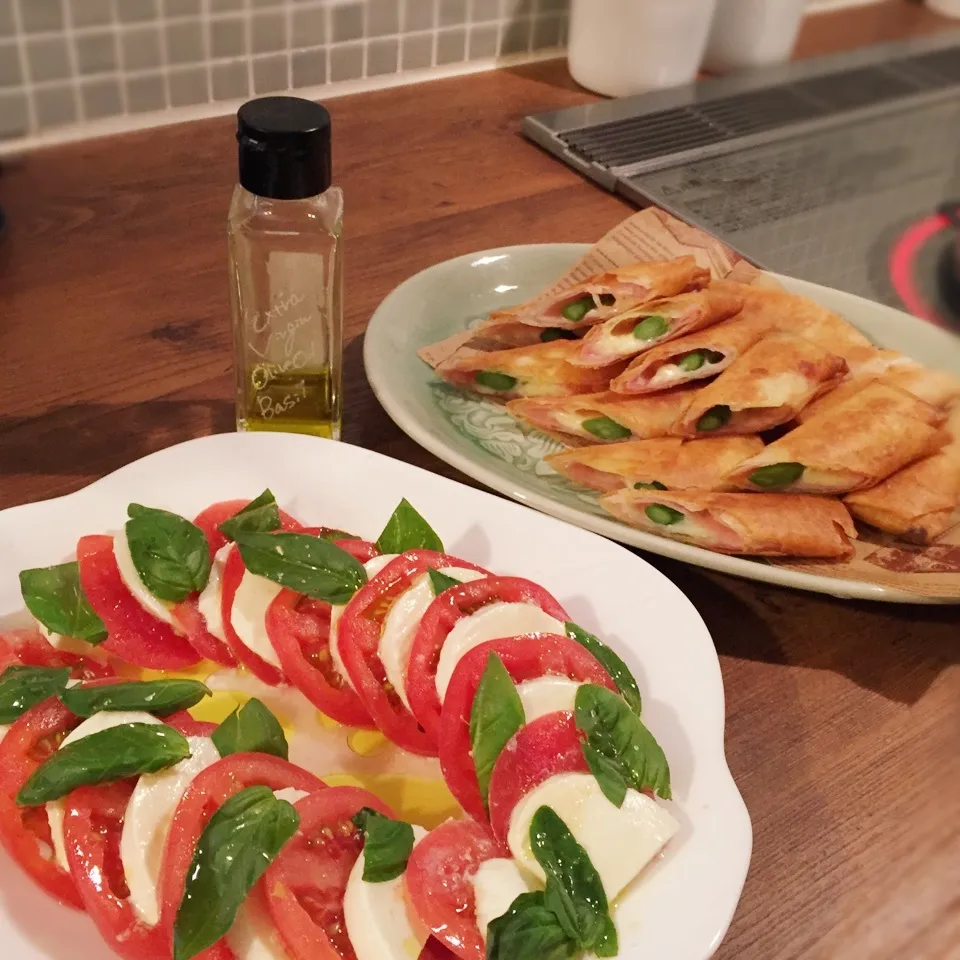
<box><xmin>675</xmin><ymin>333</ymin><xmax>848</xmax><ymax>437</ymax></box>
<box><xmin>573</xmin><ymin>286</ymin><xmax>744</xmax><ymax>368</ymax></box>
<box><xmin>844</xmin><ymin>406</ymin><xmax>960</xmax><ymax>544</ymax></box>
<box><xmin>506</xmin><ymin>386</ymin><xmax>698</xmax><ymax>444</ymax></box>
<box><xmin>499</xmin><ymin>257</ymin><xmax>711</xmax><ymax>330</ymax></box>
<box><xmin>610</xmin><ymin>309</ymin><xmax>776</xmax><ymax>395</ymax></box>
<box><xmin>546</xmin><ymin>435</ymin><xmax>764</xmax><ymax>493</ymax></box>
<box><xmin>797</xmin><ymin>350</ymin><xmax>960</xmax><ymax>423</ymax></box>
<box><xmin>437</xmin><ymin>338</ymin><xmax>625</xmax><ymax>399</ymax></box>
<box><xmin>725</xmin><ymin>382</ymin><xmax>949</xmax><ymax>495</ymax></box>
<box><xmin>600</xmin><ymin>489</ymin><xmax>858</xmax><ymax>559</ymax></box>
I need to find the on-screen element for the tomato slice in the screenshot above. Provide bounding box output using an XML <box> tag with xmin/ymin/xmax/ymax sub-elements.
<box><xmin>265</xmin><ymin>785</ymin><xmax>394</xmax><ymax>960</ymax></box>
<box><xmin>405</xmin><ymin>819</ymin><xmax>504</xmax><ymax>960</ymax></box>
<box><xmin>0</xmin><ymin>697</ymin><xmax>84</xmax><ymax>909</ymax></box>
<box><xmin>406</xmin><ymin>576</ymin><xmax>570</xmax><ymax>744</ymax></box>
<box><xmin>0</xmin><ymin>628</ymin><xmax>114</xmax><ymax>680</ymax></box>
<box><xmin>438</xmin><ymin>635</ymin><xmax>616</xmax><ymax>823</ymax></box>
<box><xmin>486</xmin><ymin>712</ymin><xmax>589</xmax><ymax>849</ymax></box>
<box><xmin>64</xmin><ymin>780</ymin><xmax>171</xmax><ymax>960</ymax></box>
<box><xmin>158</xmin><ymin>753</ymin><xmax>326</xmax><ymax>952</ymax></box>
<box><xmin>77</xmin><ymin>534</ymin><xmax>203</xmax><ymax>670</ymax></box>
<box><xmin>171</xmin><ymin>595</ymin><xmax>238</xmax><ymax>668</ymax></box>
<box><xmin>337</xmin><ymin>551</ymin><xmax>490</xmax><ymax>757</ymax></box>
<box><xmin>193</xmin><ymin>499</ymin><xmax>304</xmax><ymax>555</ymax></box>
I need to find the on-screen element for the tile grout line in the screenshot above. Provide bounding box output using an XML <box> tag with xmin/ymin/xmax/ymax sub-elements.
<box><xmin>110</xmin><ymin>0</ymin><xmax>128</xmax><ymax>114</ymax></box>
<box><xmin>155</xmin><ymin>0</ymin><xmax>173</xmax><ymax>110</ymax></box>
<box><xmin>201</xmin><ymin>0</ymin><xmax>214</xmax><ymax>107</ymax></box>
<box><xmin>10</xmin><ymin>0</ymin><xmax>36</xmax><ymax>134</ymax></box>
<box><xmin>61</xmin><ymin>0</ymin><xmax>85</xmax><ymax>126</ymax></box>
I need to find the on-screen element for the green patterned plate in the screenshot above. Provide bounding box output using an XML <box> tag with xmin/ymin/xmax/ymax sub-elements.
<box><xmin>363</xmin><ymin>244</ymin><xmax>960</xmax><ymax>602</ymax></box>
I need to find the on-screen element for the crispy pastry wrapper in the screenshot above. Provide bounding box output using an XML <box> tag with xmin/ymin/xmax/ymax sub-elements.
<box><xmin>437</xmin><ymin>339</ymin><xmax>625</xmax><ymax>399</ymax></box>
<box><xmin>507</xmin><ymin>387</ymin><xmax>698</xmax><ymax>444</ymax></box>
<box><xmin>675</xmin><ymin>332</ymin><xmax>848</xmax><ymax>436</ymax></box>
<box><xmin>726</xmin><ymin>382</ymin><xmax>948</xmax><ymax>495</ymax></box>
<box><xmin>600</xmin><ymin>490</ymin><xmax>857</xmax><ymax>559</ymax></box>
<box><xmin>574</xmin><ymin>286</ymin><xmax>744</xmax><ymax>368</ymax></box>
<box><xmin>546</xmin><ymin>436</ymin><xmax>764</xmax><ymax>493</ymax></box>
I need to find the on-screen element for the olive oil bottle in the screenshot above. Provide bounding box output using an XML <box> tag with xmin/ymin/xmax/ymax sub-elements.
<box><xmin>228</xmin><ymin>96</ymin><xmax>343</xmax><ymax>439</ymax></box>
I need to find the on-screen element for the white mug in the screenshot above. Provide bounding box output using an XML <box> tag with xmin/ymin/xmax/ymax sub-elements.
<box><xmin>567</xmin><ymin>0</ymin><xmax>718</xmax><ymax>98</ymax></box>
<box><xmin>703</xmin><ymin>0</ymin><xmax>807</xmax><ymax>73</ymax></box>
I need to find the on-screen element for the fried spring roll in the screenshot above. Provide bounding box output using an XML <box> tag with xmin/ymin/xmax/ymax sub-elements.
<box><xmin>797</xmin><ymin>350</ymin><xmax>960</xmax><ymax>423</ymax></box>
<box><xmin>437</xmin><ymin>339</ymin><xmax>625</xmax><ymax>399</ymax></box>
<box><xmin>725</xmin><ymin>382</ymin><xmax>949</xmax><ymax>495</ymax></box>
<box><xmin>500</xmin><ymin>257</ymin><xmax>711</xmax><ymax>330</ymax></box>
<box><xmin>546</xmin><ymin>435</ymin><xmax>764</xmax><ymax>493</ymax></box>
<box><xmin>600</xmin><ymin>490</ymin><xmax>857</xmax><ymax>558</ymax></box>
<box><xmin>609</xmin><ymin>310</ymin><xmax>777</xmax><ymax>395</ymax></box>
<box><xmin>573</xmin><ymin>286</ymin><xmax>744</xmax><ymax>368</ymax></box>
<box><xmin>506</xmin><ymin>387</ymin><xmax>698</xmax><ymax>444</ymax></box>
<box><xmin>675</xmin><ymin>333</ymin><xmax>848</xmax><ymax>437</ymax></box>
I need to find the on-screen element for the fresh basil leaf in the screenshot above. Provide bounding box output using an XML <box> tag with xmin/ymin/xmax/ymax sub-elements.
<box><xmin>427</xmin><ymin>568</ymin><xmax>461</xmax><ymax>596</ymax></box>
<box><xmin>470</xmin><ymin>653</ymin><xmax>525</xmax><ymax>809</ymax></box>
<box><xmin>375</xmin><ymin>499</ymin><xmax>443</xmax><ymax>554</ymax></box>
<box><xmin>16</xmin><ymin>722</ymin><xmax>190</xmax><ymax>806</ymax></box>
<box><xmin>313</xmin><ymin>528</ymin><xmax>358</xmax><ymax>542</ymax></box>
<box><xmin>217</xmin><ymin>489</ymin><xmax>281</xmax><ymax>541</ymax></box>
<box><xmin>62</xmin><ymin>679</ymin><xmax>211</xmax><ymax>718</ymax></box>
<box><xmin>0</xmin><ymin>666</ymin><xmax>70</xmax><ymax>724</ymax></box>
<box><xmin>530</xmin><ymin>805</ymin><xmax>613</xmax><ymax>954</ymax></box>
<box><xmin>234</xmin><ymin>532</ymin><xmax>367</xmax><ymax>605</ymax></box>
<box><xmin>19</xmin><ymin>562</ymin><xmax>107</xmax><ymax>644</ymax></box>
<box><xmin>574</xmin><ymin>684</ymin><xmax>671</xmax><ymax>802</ymax></box>
<box><xmin>126</xmin><ymin>504</ymin><xmax>212</xmax><ymax>602</ymax></box>
<box><xmin>581</xmin><ymin>742</ymin><xmax>627</xmax><ymax>808</ymax></box>
<box><xmin>173</xmin><ymin>786</ymin><xmax>299</xmax><ymax>960</ymax></box>
<box><xmin>564</xmin><ymin>622</ymin><xmax>641</xmax><ymax>716</ymax></box>
<box><xmin>594</xmin><ymin>916</ymin><xmax>619</xmax><ymax>958</ymax></box>
<box><xmin>485</xmin><ymin>891</ymin><xmax>580</xmax><ymax>960</ymax></box>
<box><xmin>352</xmin><ymin>806</ymin><xmax>415</xmax><ymax>883</ymax></box>
<box><xmin>211</xmin><ymin>698</ymin><xmax>288</xmax><ymax>760</ymax></box>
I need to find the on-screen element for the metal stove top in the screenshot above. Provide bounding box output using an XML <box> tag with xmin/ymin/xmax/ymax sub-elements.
<box><xmin>524</xmin><ymin>32</ymin><xmax>960</xmax><ymax>330</ymax></box>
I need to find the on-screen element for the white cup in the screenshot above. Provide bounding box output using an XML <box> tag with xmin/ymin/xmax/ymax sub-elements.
<box><xmin>567</xmin><ymin>0</ymin><xmax>718</xmax><ymax>99</ymax></box>
<box><xmin>703</xmin><ymin>0</ymin><xmax>807</xmax><ymax>74</ymax></box>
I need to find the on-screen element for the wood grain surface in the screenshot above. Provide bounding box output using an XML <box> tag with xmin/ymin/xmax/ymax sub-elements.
<box><xmin>1</xmin><ymin>2</ymin><xmax>958</xmax><ymax>958</ymax></box>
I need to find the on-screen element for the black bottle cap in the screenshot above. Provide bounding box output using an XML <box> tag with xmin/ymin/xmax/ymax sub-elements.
<box><xmin>237</xmin><ymin>96</ymin><xmax>332</xmax><ymax>200</ymax></box>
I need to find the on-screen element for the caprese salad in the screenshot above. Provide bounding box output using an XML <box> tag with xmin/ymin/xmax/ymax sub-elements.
<box><xmin>0</xmin><ymin>491</ymin><xmax>679</xmax><ymax>960</ymax></box>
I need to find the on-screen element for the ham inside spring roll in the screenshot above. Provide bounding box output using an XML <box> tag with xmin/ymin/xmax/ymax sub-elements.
<box><xmin>676</xmin><ymin>333</ymin><xmax>848</xmax><ymax>437</ymax></box>
<box><xmin>546</xmin><ymin>435</ymin><xmax>764</xmax><ymax>493</ymax></box>
<box><xmin>600</xmin><ymin>489</ymin><xmax>857</xmax><ymax>558</ymax></box>
<box><xmin>574</xmin><ymin>286</ymin><xmax>744</xmax><ymax>368</ymax></box>
<box><xmin>610</xmin><ymin>310</ymin><xmax>776</xmax><ymax>395</ymax></box>
<box><xmin>438</xmin><ymin>338</ymin><xmax>625</xmax><ymax>399</ymax></box>
<box><xmin>507</xmin><ymin>386</ymin><xmax>698</xmax><ymax>444</ymax></box>
<box><xmin>502</xmin><ymin>257</ymin><xmax>711</xmax><ymax>330</ymax></box>
<box><xmin>725</xmin><ymin>382</ymin><xmax>949</xmax><ymax>495</ymax></box>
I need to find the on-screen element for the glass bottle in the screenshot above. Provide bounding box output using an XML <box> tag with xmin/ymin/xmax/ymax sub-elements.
<box><xmin>228</xmin><ymin>96</ymin><xmax>343</xmax><ymax>440</ymax></box>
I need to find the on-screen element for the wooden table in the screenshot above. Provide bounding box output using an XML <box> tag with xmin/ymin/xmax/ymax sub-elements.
<box><xmin>1</xmin><ymin>2</ymin><xmax>958</xmax><ymax>958</ymax></box>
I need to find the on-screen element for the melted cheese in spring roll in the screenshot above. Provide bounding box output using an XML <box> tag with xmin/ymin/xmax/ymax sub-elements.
<box><xmin>573</xmin><ymin>286</ymin><xmax>744</xmax><ymax>368</ymax></box>
<box><xmin>797</xmin><ymin>350</ymin><xmax>960</xmax><ymax>423</ymax></box>
<box><xmin>725</xmin><ymin>382</ymin><xmax>949</xmax><ymax>495</ymax></box>
<box><xmin>675</xmin><ymin>333</ymin><xmax>847</xmax><ymax>437</ymax></box>
<box><xmin>609</xmin><ymin>310</ymin><xmax>776</xmax><ymax>395</ymax></box>
<box><xmin>546</xmin><ymin>435</ymin><xmax>764</xmax><ymax>493</ymax></box>
<box><xmin>600</xmin><ymin>490</ymin><xmax>857</xmax><ymax>558</ymax></box>
<box><xmin>500</xmin><ymin>257</ymin><xmax>711</xmax><ymax>330</ymax></box>
<box><xmin>437</xmin><ymin>339</ymin><xmax>625</xmax><ymax>399</ymax></box>
<box><xmin>507</xmin><ymin>387</ymin><xmax>698</xmax><ymax>444</ymax></box>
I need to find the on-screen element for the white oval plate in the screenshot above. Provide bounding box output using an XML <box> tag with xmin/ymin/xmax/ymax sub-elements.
<box><xmin>0</xmin><ymin>432</ymin><xmax>750</xmax><ymax>960</ymax></box>
<box><xmin>364</xmin><ymin>243</ymin><xmax>960</xmax><ymax>603</ymax></box>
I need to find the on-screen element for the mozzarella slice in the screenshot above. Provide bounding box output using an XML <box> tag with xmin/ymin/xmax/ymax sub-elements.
<box><xmin>228</xmin><ymin>571</ymin><xmax>285</xmax><ymax>669</ymax></box>
<box><xmin>434</xmin><ymin>603</ymin><xmax>565</xmax><ymax>699</ymax></box>
<box><xmin>113</xmin><ymin>532</ymin><xmax>178</xmax><ymax>626</ymax></box>
<box><xmin>48</xmin><ymin>711</ymin><xmax>164</xmax><ymax>872</ymax></box>
<box><xmin>328</xmin><ymin>554</ymin><xmax>397</xmax><ymax>691</ymax></box>
<box><xmin>472</xmin><ymin>857</ymin><xmax>534</xmax><ymax>942</ymax></box>
<box><xmin>226</xmin><ymin>889</ymin><xmax>293</xmax><ymax>960</ymax></box>
<box><xmin>507</xmin><ymin>772</ymin><xmax>679</xmax><ymax>903</ymax></box>
<box><xmin>121</xmin><ymin>736</ymin><xmax>221</xmax><ymax>925</ymax></box>
<box><xmin>515</xmin><ymin>676</ymin><xmax>581</xmax><ymax>723</ymax></box>
<box><xmin>379</xmin><ymin>566</ymin><xmax>484</xmax><ymax>709</ymax></box>
<box><xmin>0</xmin><ymin>724</ymin><xmax>9</xmax><ymax>743</ymax></box>
<box><xmin>344</xmin><ymin>825</ymin><xmax>429</xmax><ymax>960</ymax></box>
<box><xmin>35</xmin><ymin>621</ymin><xmax>107</xmax><ymax>660</ymax></box>
<box><xmin>197</xmin><ymin>544</ymin><xmax>233</xmax><ymax>642</ymax></box>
